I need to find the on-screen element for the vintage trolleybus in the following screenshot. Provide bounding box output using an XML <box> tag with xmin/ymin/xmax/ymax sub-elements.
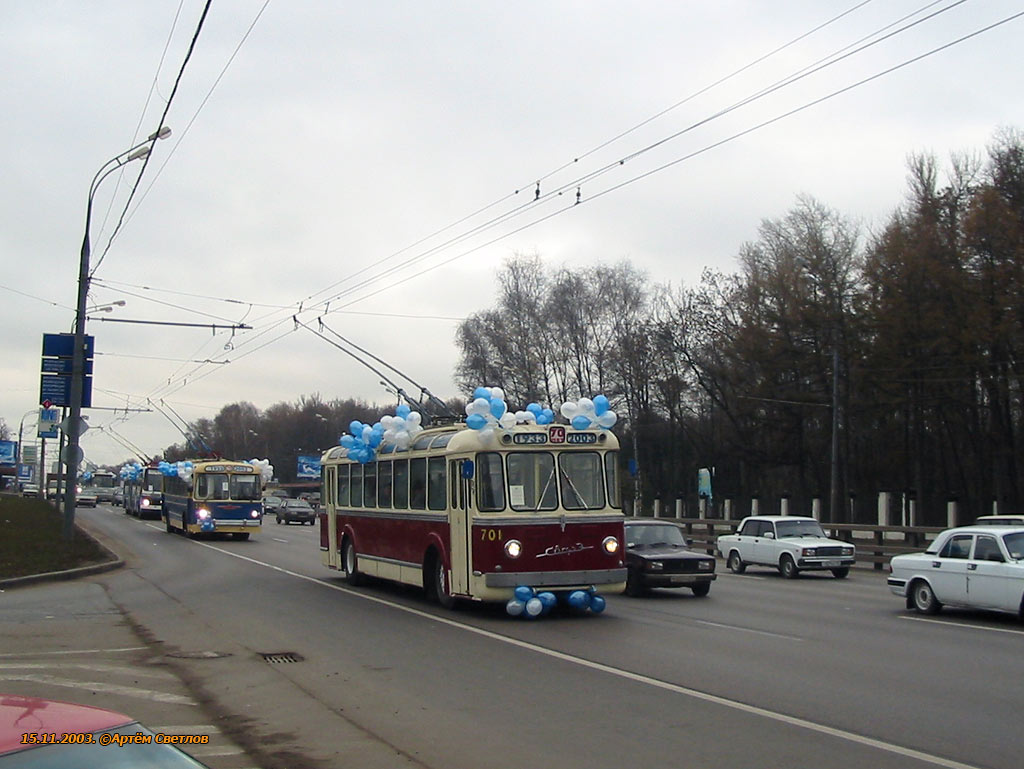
<box><xmin>320</xmin><ymin>422</ymin><xmax>626</xmax><ymax>607</ymax></box>
<box><xmin>162</xmin><ymin>460</ymin><xmax>263</xmax><ymax>539</ymax></box>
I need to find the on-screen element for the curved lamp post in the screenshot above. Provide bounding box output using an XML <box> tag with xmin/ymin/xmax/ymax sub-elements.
<box><xmin>62</xmin><ymin>127</ymin><xmax>171</xmax><ymax>539</ymax></box>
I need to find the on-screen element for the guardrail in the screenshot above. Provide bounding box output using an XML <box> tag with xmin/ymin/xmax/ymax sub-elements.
<box><xmin>664</xmin><ymin>517</ymin><xmax>946</xmax><ymax>570</ymax></box>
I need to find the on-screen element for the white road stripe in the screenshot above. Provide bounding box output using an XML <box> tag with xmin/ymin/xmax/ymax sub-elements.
<box><xmin>899</xmin><ymin>615</ymin><xmax>1024</xmax><ymax>635</ymax></box>
<box><xmin>0</xmin><ymin>662</ymin><xmax>174</xmax><ymax>679</ymax></box>
<box><xmin>0</xmin><ymin>646</ymin><xmax>148</xmax><ymax>658</ymax></box>
<box><xmin>693</xmin><ymin>619</ymin><xmax>804</xmax><ymax>641</ymax></box>
<box><xmin>0</xmin><ymin>673</ymin><xmax>196</xmax><ymax>705</ymax></box>
<box><xmin>153</xmin><ymin>526</ymin><xmax>984</xmax><ymax>769</ymax></box>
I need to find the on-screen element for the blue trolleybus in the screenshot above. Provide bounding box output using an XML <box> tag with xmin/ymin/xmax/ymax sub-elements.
<box><xmin>162</xmin><ymin>460</ymin><xmax>263</xmax><ymax>540</ymax></box>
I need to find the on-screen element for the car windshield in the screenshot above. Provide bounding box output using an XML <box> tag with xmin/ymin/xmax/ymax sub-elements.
<box><xmin>1003</xmin><ymin>532</ymin><xmax>1024</xmax><ymax>560</ymax></box>
<box><xmin>287</xmin><ymin>500</ymin><xmax>313</xmax><ymax>510</ymax></box>
<box><xmin>775</xmin><ymin>520</ymin><xmax>827</xmax><ymax>539</ymax></box>
<box><xmin>0</xmin><ymin>723</ymin><xmax>210</xmax><ymax>768</ymax></box>
<box><xmin>626</xmin><ymin>523</ymin><xmax>688</xmax><ymax>548</ymax></box>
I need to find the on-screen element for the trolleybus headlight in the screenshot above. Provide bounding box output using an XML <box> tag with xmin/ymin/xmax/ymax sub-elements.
<box><xmin>250</xmin><ymin>510</ymin><xmax>260</xmax><ymax>519</ymax></box>
<box><xmin>504</xmin><ymin>539</ymin><xmax>523</xmax><ymax>558</ymax></box>
<box><xmin>141</xmin><ymin>498</ymin><xmax>150</xmax><ymax>508</ymax></box>
<box><xmin>197</xmin><ymin>508</ymin><xmax>211</xmax><ymax>520</ymax></box>
<box><xmin>602</xmin><ymin>536</ymin><xmax>619</xmax><ymax>555</ymax></box>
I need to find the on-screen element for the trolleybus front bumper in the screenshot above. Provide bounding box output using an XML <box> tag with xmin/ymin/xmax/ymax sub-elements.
<box><xmin>484</xmin><ymin>568</ymin><xmax>627</xmax><ymax>588</ymax></box>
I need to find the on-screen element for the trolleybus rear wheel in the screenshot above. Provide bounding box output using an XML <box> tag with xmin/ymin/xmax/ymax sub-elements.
<box><xmin>434</xmin><ymin>557</ymin><xmax>456</xmax><ymax>609</ymax></box>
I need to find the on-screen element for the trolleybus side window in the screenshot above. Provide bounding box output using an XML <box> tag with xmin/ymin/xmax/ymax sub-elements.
<box><xmin>476</xmin><ymin>452</ymin><xmax>505</xmax><ymax>511</ymax></box>
<box><xmin>393</xmin><ymin>459</ymin><xmax>409</xmax><ymax>509</ymax></box>
<box><xmin>231</xmin><ymin>473</ymin><xmax>261</xmax><ymax>501</ymax></box>
<box><xmin>364</xmin><ymin>462</ymin><xmax>377</xmax><ymax>508</ymax></box>
<box><xmin>604</xmin><ymin>451</ymin><xmax>621</xmax><ymax>509</ymax></box>
<box><xmin>427</xmin><ymin>457</ymin><xmax>446</xmax><ymax>511</ymax></box>
<box><xmin>410</xmin><ymin>458</ymin><xmax>427</xmax><ymax>510</ymax></box>
<box><xmin>558</xmin><ymin>452</ymin><xmax>605</xmax><ymax>510</ymax></box>
<box><xmin>351</xmin><ymin>465</ymin><xmax>364</xmax><ymax>507</ymax></box>
<box><xmin>337</xmin><ymin>464</ymin><xmax>350</xmax><ymax>507</ymax></box>
<box><xmin>507</xmin><ymin>452</ymin><xmax>557</xmax><ymax>512</ymax></box>
<box><xmin>378</xmin><ymin>461</ymin><xmax>393</xmax><ymax>508</ymax></box>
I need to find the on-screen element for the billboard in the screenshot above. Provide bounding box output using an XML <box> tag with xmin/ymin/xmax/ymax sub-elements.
<box><xmin>0</xmin><ymin>440</ymin><xmax>16</xmax><ymax>466</ymax></box>
<box><xmin>296</xmin><ymin>455</ymin><xmax>322</xmax><ymax>479</ymax></box>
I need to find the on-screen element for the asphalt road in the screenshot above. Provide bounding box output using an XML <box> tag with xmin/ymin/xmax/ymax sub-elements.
<box><xmin>60</xmin><ymin>505</ymin><xmax>1024</xmax><ymax>769</ymax></box>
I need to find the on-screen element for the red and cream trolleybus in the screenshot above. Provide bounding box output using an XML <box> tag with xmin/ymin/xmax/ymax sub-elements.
<box><xmin>319</xmin><ymin>422</ymin><xmax>627</xmax><ymax>610</ymax></box>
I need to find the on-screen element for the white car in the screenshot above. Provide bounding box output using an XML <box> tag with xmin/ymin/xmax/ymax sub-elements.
<box><xmin>717</xmin><ymin>515</ymin><xmax>856</xmax><ymax>579</ymax></box>
<box><xmin>888</xmin><ymin>525</ymin><xmax>1024</xmax><ymax>617</ymax></box>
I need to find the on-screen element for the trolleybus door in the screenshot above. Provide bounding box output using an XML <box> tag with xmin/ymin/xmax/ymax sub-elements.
<box><xmin>449</xmin><ymin>460</ymin><xmax>472</xmax><ymax>595</ymax></box>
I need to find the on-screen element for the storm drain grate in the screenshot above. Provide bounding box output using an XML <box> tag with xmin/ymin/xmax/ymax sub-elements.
<box><xmin>261</xmin><ymin>652</ymin><xmax>304</xmax><ymax>664</ymax></box>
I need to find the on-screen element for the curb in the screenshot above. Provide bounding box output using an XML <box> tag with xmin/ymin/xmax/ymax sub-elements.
<box><xmin>0</xmin><ymin>519</ymin><xmax>124</xmax><ymax>590</ymax></box>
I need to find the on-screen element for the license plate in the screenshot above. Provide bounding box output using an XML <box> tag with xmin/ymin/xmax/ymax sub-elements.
<box><xmin>670</xmin><ymin>575</ymin><xmax>690</xmax><ymax>583</ymax></box>
<box><xmin>823</xmin><ymin>560</ymin><xmax>841</xmax><ymax>567</ymax></box>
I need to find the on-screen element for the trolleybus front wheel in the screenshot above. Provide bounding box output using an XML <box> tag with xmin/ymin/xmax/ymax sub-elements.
<box><xmin>433</xmin><ymin>556</ymin><xmax>456</xmax><ymax>610</ymax></box>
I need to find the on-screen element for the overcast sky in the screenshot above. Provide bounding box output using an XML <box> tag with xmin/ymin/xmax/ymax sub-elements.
<box><xmin>2</xmin><ymin>1</ymin><xmax>1022</xmax><ymax>469</ymax></box>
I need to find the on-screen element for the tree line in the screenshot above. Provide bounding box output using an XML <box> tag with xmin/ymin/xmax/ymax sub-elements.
<box><xmin>454</xmin><ymin>128</ymin><xmax>1024</xmax><ymax>525</ymax></box>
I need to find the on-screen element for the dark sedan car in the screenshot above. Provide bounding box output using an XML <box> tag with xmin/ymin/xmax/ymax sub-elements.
<box><xmin>624</xmin><ymin>518</ymin><xmax>717</xmax><ymax>597</ymax></box>
<box><xmin>277</xmin><ymin>498</ymin><xmax>317</xmax><ymax>525</ymax></box>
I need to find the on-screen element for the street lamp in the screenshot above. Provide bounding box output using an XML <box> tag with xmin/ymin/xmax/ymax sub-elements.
<box><xmin>62</xmin><ymin>127</ymin><xmax>171</xmax><ymax>539</ymax></box>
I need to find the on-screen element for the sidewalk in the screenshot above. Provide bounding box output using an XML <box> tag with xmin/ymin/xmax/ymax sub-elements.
<box><xmin>0</xmin><ymin>526</ymin><xmax>262</xmax><ymax>769</ymax></box>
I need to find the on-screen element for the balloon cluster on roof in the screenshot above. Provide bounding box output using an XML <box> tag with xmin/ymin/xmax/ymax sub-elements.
<box><xmin>339</xmin><ymin>404</ymin><xmax>424</xmax><ymax>464</ymax></box>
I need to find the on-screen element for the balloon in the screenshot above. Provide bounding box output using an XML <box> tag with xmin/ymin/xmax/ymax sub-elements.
<box><xmin>396</xmin><ymin>404</ymin><xmax>411</xmax><ymax>418</ymax></box>
<box><xmin>489</xmin><ymin>398</ymin><xmax>507</xmax><ymax>419</ymax></box>
<box><xmin>593</xmin><ymin>394</ymin><xmax>609</xmax><ymax>416</ymax></box>
<box><xmin>498</xmin><ymin>412</ymin><xmax>517</xmax><ymax>429</ymax></box>
<box><xmin>538</xmin><ymin>408</ymin><xmax>554</xmax><ymax>425</ymax></box>
<box><xmin>407</xmin><ymin>411</ymin><xmax>422</xmax><ymax>427</ymax></box>
<box><xmin>578</xmin><ymin>397</ymin><xmax>595</xmax><ymax>415</ymax></box>
<box><xmin>506</xmin><ymin>599</ymin><xmax>526</xmax><ymax>617</ymax></box>
<box><xmin>467</xmin><ymin>398</ymin><xmax>490</xmax><ymax>416</ymax></box>
<box><xmin>466</xmin><ymin>413</ymin><xmax>487</xmax><ymax>430</ymax></box>
<box><xmin>340</xmin><ymin>435</ymin><xmax>355</xmax><ymax>448</ymax></box>
<box><xmin>489</xmin><ymin>387</ymin><xmax>506</xmax><ymax>401</ymax></box>
<box><xmin>596</xmin><ymin>411</ymin><xmax>617</xmax><ymax>429</ymax></box>
<box><xmin>567</xmin><ymin>590</ymin><xmax>590</xmax><ymax>610</ymax></box>
<box><xmin>537</xmin><ymin>592</ymin><xmax>557</xmax><ymax>614</ymax></box>
<box><xmin>349</xmin><ymin>420</ymin><xmax>362</xmax><ymax>435</ymax></box>
<box><xmin>514</xmin><ymin>585</ymin><xmax>535</xmax><ymax>602</ymax></box>
<box><xmin>589</xmin><ymin>595</ymin><xmax>607</xmax><ymax>614</ymax></box>
<box><xmin>473</xmin><ymin>387</ymin><xmax>491</xmax><ymax>400</ymax></box>
<box><xmin>525</xmin><ymin>597</ymin><xmax>544</xmax><ymax>617</ymax></box>
<box><xmin>527</xmin><ymin>403</ymin><xmax>542</xmax><ymax>416</ymax></box>
<box><xmin>560</xmin><ymin>401</ymin><xmax>579</xmax><ymax>420</ymax></box>
<box><xmin>572</xmin><ymin>415</ymin><xmax>593</xmax><ymax>431</ymax></box>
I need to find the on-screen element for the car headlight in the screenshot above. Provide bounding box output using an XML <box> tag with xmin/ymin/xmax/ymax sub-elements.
<box><xmin>698</xmin><ymin>560</ymin><xmax>713</xmax><ymax>571</ymax></box>
<box><xmin>802</xmin><ymin>548</ymin><xmax>817</xmax><ymax>557</ymax></box>
<box><xmin>842</xmin><ymin>547</ymin><xmax>854</xmax><ymax>556</ymax></box>
<box><xmin>197</xmin><ymin>508</ymin><xmax>211</xmax><ymax>520</ymax></box>
<box><xmin>602</xmin><ymin>536</ymin><xmax>619</xmax><ymax>555</ymax></box>
<box><xmin>504</xmin><ymin>539</ymin><xmax>523</xmax><ymax>558</ymax></box>
<box><xmin>648</xmin><ymin>561</ymin><xmax>664</xmax><ymax>571</ymax></box>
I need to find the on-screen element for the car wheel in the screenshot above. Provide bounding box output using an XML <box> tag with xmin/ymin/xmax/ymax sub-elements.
<box><xmin>727</xmin><ymin>551</ymin><xmax>746</xmax><ymax>574</ymax></box>
<box><xmin>831</xmin><ymin>567</ymin><xmax>850</xmax><ymax>579</ymax></box>
<box><xmin>434</xmin><ymin>556</ymin><xmax>456</xmax><ymax>609</ymax></box>
<box><xmin>625</xmin><ymin>568</ymin><xmax>646</xmax><ymax>597</ymax></box>
<box><xmin>691</xmin><ymin>582</ymin><xmax>711</xmax><ymax>597</ymax></box>
<box><xmin>911</xmin><ymin>579</ymin><xmax>941</xmax><ymax>615</ymax></box>
<box><xmin>779</xmin><ymin>554</ymin><xmax>799</xmax><ymax>579</ymax></box>
<box><xmin>343</xmin><ymin>538</ymin><xmax>363</xmax><ymax>586</ymax></box>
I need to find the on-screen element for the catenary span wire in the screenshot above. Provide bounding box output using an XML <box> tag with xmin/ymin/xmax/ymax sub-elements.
<box><xmin>90</xmin><ymin>0</ymin><xmax>215</xmax><ymax>277</ymax></box>
<box><xmin>145</xmin><ymin>2</ymin><xmax>1011</xmax><ymax>410</ymax></box>
<box><xmin>117</xmin><ymin>0</ymin><xmax>274</xmax><ymax>243</ymax></box>
<box><xmin>303</xmin><ymin>0</ymin><xmax>976</xmax><ymax>315</ymax></box>
<box><xmin>113</xmin><ymin>6</ymin><xmax>1015</xmax><ymax>418</ymax></box>
<box><xmin>296</xmin><ymin>0</ymin><xmax>881</xmax><ymax>311</ymax></box>
<box><xmin>312</xmin><ymin>8</ymin><xmax>1024</xmax><ymax>315</ymax></box>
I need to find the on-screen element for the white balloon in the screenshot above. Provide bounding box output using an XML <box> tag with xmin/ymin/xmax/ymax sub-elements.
<box><xmin>490</xmin><ymin>387</ymin><xmax>505</xmax><ymax>401</ymax></box>
<box><xmin>499</xmin><ymin>412</ymin><xmax>516</xmax><ymax>429</ymax></box>
<box><xmin>596</xmin><ymin>411</ymin><xmax>617</xmax><ymax>428</ymax></box>
<box><xmin>407</xmin><ymin>411</ymin><xmax>422</xmax><ymax>427</ymax></box>
<box><xmin>468</xmin><ymin>397</ymin><xmax>490</xmax><ymax>416</ymax></box>
<box><xmin>395</xmin><ymin>433</ymin><xmax>411</xmax><ymax>449</ymax></box>
<box><xmin>561</xmin><ymin>401</ymin><xmax>579</xmax><ymax>419</ymax></box>
<box><xmin>578</xmin><ymin>397</ymin><xmax>595</xmax><ymax>416</ymax></box>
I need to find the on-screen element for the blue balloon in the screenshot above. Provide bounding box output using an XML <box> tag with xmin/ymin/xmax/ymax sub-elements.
<box><xmin>396</xmin><ymin>404</ymin><xmax>411</xmax><ymax>418</ymax></box>
<box><xmin>473</xmin><ymin>387</ymin><xmax>491</xmax><ymax>400</ymax></box>
<box><xmin>567</xmin><ymin>590</ymin><xmax>590</xmax><ymax>610</ymax></box>
<box><xmin>349</xmin><ymin>420</ymin><xmax>363</xmax><ymax>435</ymax></box>
<box><xmin>466</xmin><ymin>413</ymin><xmax>487</xmax><ymax>430</ymax></box>
<box><xmin>571</xmin><ymin>415</ymin><xmax>592</xmax><ymax>431</ymax></box>
<box><xmin>537</xmin><ymin>592</ymin><xmax>557</xmax><ymax>613</ymax></box>
<box><xmin>589</xmin><ymin>594</ymin><xmax>606</xmax><ymax>614</ymax></box>
<box><xmin>489</xmin><ymin>398</ymin><xmax>507</xmax><ymax>419</ymax></box>
<box><xmin>594</xmin><ymin>394</ymin><xmax>609</xmax><ymax>416</ymax></box>
<box><xmin>514</xmin><ymin>585</ymin><xmax>535</xmax><ymax>602</ymax></box>
<box><xmin>527</xmin><ymin>402</ymin><xmax>542</xmax><ymax>415</ymax></box>
<box><xmin>538</xmin><ymin>408</ymin><xmax>554</xmax><ymax>425</ymax></box>
<box><xmin>340</xmin><ymin>435</ymin><xmax>355</xmax><ymax>448</ymax></box>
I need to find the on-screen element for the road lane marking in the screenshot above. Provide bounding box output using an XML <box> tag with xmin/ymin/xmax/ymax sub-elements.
<box><xmin>149</xmin><ymin>528</ymin><xmax>984</xmax><ymax>769</ymax></box>
<box><xmin>900</xmin><ymin>615</ymin><xmax>1024</xmax><ymax>635</ymax></box>
<box><xmin>0</xmin><ymin>673</ymin><xmax>196</xmax><ymax>704</ymax></box>
<box><xmin>0</xmin><ymin>647</ymin><xmax>148</xmax><ymax>658</ymax></box>
<box><xmin>692</xmin><ymin>619</ymin><xmax>803</xmax><ymax>641</ymax></box>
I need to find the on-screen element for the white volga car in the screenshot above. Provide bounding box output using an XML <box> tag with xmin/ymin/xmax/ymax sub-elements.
<box><xmin>717</xmin><ymin>515</ymin><xmax>856</xmax><ymax>579</ymax></box>
<box><xmin>888</xmin><ymin>525</ymin><xmax>1024</xmax><ymax>617</ymax></box>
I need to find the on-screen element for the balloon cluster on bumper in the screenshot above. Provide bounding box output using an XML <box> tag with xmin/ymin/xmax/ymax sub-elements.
<box><xmin>505</xmin><ymin>585</ymin><xmax>607</xmax><ymax>618</ymax></box>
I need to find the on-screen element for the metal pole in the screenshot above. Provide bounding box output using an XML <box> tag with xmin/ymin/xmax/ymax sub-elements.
<box><xmin>830</xmin><ymin>339</ymin><xmax>840</xmax><ymax>523</ymax></box>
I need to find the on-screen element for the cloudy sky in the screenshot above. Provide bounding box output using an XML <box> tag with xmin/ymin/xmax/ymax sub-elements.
<box><xmin>2</xmin><ymin>1</ymin><xmax>1021</xmax><ymax>469</ymax></box>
